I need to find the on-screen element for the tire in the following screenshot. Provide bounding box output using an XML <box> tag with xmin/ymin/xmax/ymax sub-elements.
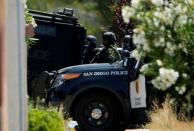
<box><xmin>74</xmin><ymin>93</ymin><xmax>120</xmax><ymax>131</ymax></box>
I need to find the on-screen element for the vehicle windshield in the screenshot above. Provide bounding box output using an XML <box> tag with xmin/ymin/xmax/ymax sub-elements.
<box><xmin>112</xmin><ymin>59</ymin><xmax>124</xmax><ymax>67</ymax></box>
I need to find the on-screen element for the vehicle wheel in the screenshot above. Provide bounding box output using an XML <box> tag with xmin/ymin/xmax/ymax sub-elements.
<box><xmin>74</xmin><ymin>93</ymin><xmax>120</xmax><ymax>131</ymax></box>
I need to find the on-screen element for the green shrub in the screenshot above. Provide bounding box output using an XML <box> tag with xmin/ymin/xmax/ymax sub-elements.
<box><xmin>28</xmin><ymin>104</ymin><xmax>65</xmax><ymax>131</ymax></box>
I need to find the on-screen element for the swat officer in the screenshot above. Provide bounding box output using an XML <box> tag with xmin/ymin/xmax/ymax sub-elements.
<box><xmin>120</xmin><ymin>35</ymin><xmax>136</xmax><ymax>58</ymax></box>
<box><xmin>91</xmin><ymin>32</ymin><xmax>121</xmax><ymax>63</ymax></box>
<box><xmin>122</xmin><ymin>35</ymin><xmax>136</xmax><ymax>52</ymax></box>
<box><xmin>82</xmin><ymin>35</ymin><xmax>99</xmax><ymax>64</ymax></box>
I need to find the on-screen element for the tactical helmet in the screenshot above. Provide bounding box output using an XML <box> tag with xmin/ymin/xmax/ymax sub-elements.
<box><xmin>102</xmin><ymin>32</ymin><xmax>116</xmax><ymax>46</ymax></box>
<box><xmin>86</xmin><ymin>35</ymin><xmax>97</xmax><ymax>48</ymax></box>
<box><xmin>123</xmin><ymin>35</ymin><xmax>132</xmax><ymax>43</ymax></box>
<box><xmin>122</xmin><ymin>35</ymin><xmax>135</xmax><ymax>51</ymax></box>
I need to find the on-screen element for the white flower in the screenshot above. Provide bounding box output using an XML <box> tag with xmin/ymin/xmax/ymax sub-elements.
<box><xmin>161</xmin><ymin>9</ymin><xmax>173</xmax><ymax>24</ymax></box>
<box><xmin>185</xmin><ymin>0</ymin><xmax>194</xmax><ymax>5</ymax></box>
<box><xmin>31</xmin><ymin>18</ymin><xmax>37</xmax><ymax>27</ymax></box>
<box><xmin>151</xmin><ymin>0</ymin><xmax>164</xmax><ymax>6</ymax></box>
<box><xmin>143</xmin><ymin>44</ymin><xmax>151</xmax><ymax>52</ymax></box>
<box><xmin>166</xmin><ymin>42</ymin><xmax>172</xmax><ymax>47</ymax></box>
<box><xmin>156</xmin><ymin>59</ymin><xmax>163</xmax><ymax>66</ymax></box>
<box><xmin>184</xmin><ymin>62</ymin><xmax>188</xmax><ymax>66</ymax></box>
<box><xmin>168</xmin><ymin>3</ymin><xmax>174</xmax><ymax>9</ymax></box>
<box><xmin>182</xmin><ymin>73</ymin><xmax>188</xmax><ymax>78</ymax></box>
<box><xmin>133</xmin><ymin>28</ymin><xmax>147</xmax><ymax>45</ymax></box>
<box><xmin>164</xmin><ymin>42</ymin><xmax>177</xmax><ymax>56</ymax></box>
<box><xmin>153</xmin><ymin>18</ymin><xmax>160</xmax><ymax>27</ymax></box>
<box><xmin>67</xmin><ymin>121</ymin><xmax>78</xmax><ymax>129</ymax></box>
<box><xmin>140</xmin><ymin>64</ymin><xmax>149</xmax><ymax>73</ymax></box>
<box><xmin>175</xmin><ymin>85</ymin><xmax>186</xmax><ymax>95</ymax></box>
<box><xmin>175</xmin><ymin>4</ymin><xmax>182</xmax><ymax>14</ymax></box>
<box><xmin>151</xmin><ymin>76</ymin><xmax>171</xmax><ymax>90</ymax></box>
<box><xmin>159</xmin><ymin>37</ymin><xmax>165</xmax><ymax>43</ymax></box>
<box><xmin>154</xmin><ymin>11</ymin><xmax>160</xmax><ymax>17</ymax></box>
<box><xmin>155</xmin><ymin>42</ymin><xmax>161</xmax><ymax>47</ymax></box>
<box><xmin>183</xmin><ymin>48</ymin><xmax>188</xmax><ymax>53</ymax></box>
<box><xmin>169</xmin><ymin>98</ymin><xmax>175</xmax><ymax>105</ymax></box>
<box><xmin>145</xmin><ymin>17</ymin><xmax>152</xmax><ymax>26</ymax></box>
<box><xmin>178</xmin><ymin>15</ymin><xmax>188</xmax><ymax>25</ymax></box>
<box><xmin>151</xmin><ymin>68</ymin><xmax>179</xmax><ymax>90</ymax></box>
<box><xmin>154</xmin><ymin>10</ymin><xmax>169</xmax><ymax>23</ymax></box>
<box><xmin>131</xmin><ymin>0</ymin><xmax>141</xmax><ymax>8</ymax></box>
<box><xmin>130</xmin><ymin>50</ymin><xmax>141</xmax><ymax>60</ymax></box>
<box><xmin>159</xmin><ymin>68</ymin><xmax>179</xmax><ymax>83</ymax></box>
<box><xmin>133</xmin><ymin>28</ymin><xmax>151</xmax><ymax>52</ymax></box>
<box><xmin>164</xmin><ymin>0</ymin><xmax>169</xmax><ymax>6</ymax></box>
<box><xmin>122</xmin><ymin>6</ymin><xmax>134</xmax><ymax>23</ymax></box>
<box><xmin>155</xmin><ymin>38</ymin><xmax>165</xmax><ymax>47</ymax></box>
<box><xmin>136</xmin><ymin>12</ymin><xmax>144</xmax><ymax>19</ymax></box>
<box><xmin>178</xmin><ymin>44</ymin><xmax>188</xmax><ymax>53</ymax></box>
<box><xmin>182</xmin><ymin>7</ymin><xmax>188</xmax><ymax>13</ymax></box>
<box><xmin>133</xmin><ymin>34</ymin><xmax>145</xmax><ymax>45</ymax></box>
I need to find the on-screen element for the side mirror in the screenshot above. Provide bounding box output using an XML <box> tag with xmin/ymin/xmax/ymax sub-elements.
<box><xmin>123</xmin><ymin>57</ymin><xmax>129</xmax><ymax>67</ymax></box>
<box><xmin>123</xmin><ymin>57</ymin><xmax>137</xmax><ymax>68</ymax></box>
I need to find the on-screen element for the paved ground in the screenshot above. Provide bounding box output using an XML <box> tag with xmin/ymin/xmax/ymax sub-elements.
<box><xmin>125</xmin><ymin>129</ymin><xmax>149</xmax><ymax>131</ymax></box>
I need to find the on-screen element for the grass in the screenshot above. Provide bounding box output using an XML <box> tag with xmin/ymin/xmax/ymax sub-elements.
<box><xmin>145</xmin><ymin>100</ymin><xmax>194</xmax><ymax>131</ymax></box>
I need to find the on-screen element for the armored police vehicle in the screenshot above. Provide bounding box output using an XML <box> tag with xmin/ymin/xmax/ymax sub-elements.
<box><xmin>47</xmin><ymin>57</ymin><xmax>148</xmax><ymax>131</ymax></box>
<box><xmin>27</xmin><ymin>8</ymin><xmax>86</xmax><ymax>97</ymax></box>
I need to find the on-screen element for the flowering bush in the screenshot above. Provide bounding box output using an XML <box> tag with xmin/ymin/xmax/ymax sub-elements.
<box><xmin>122</xmin><ymin>0</ymin><xmax>194</xmax><ymax>118</ymax></box>
<box><xmin>25</xmin><ymin>4</ymin><xmax>37</xmax><ymax>48</ymax></box>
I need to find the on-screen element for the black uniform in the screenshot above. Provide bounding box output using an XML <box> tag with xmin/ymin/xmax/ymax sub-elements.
<box><xmin>82</xmin><ymin>35</ymin><xmax>98</xmax><ymax>64</ymax></box>
<box><xmin>120</xmin><ymin>35</ymin><xmax>136</xmax><ymax>59</ymax></box>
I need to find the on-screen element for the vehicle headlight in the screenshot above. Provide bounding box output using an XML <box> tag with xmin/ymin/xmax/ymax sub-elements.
<box><xmin>52</xmin><ymin>75</ymin><xmax>65</xmax><ymax>87</ymax></box>
<box><xmin>52</xmin><ymin>73</ymin><xmax>81</xmax><ymax>87</ymax></box>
